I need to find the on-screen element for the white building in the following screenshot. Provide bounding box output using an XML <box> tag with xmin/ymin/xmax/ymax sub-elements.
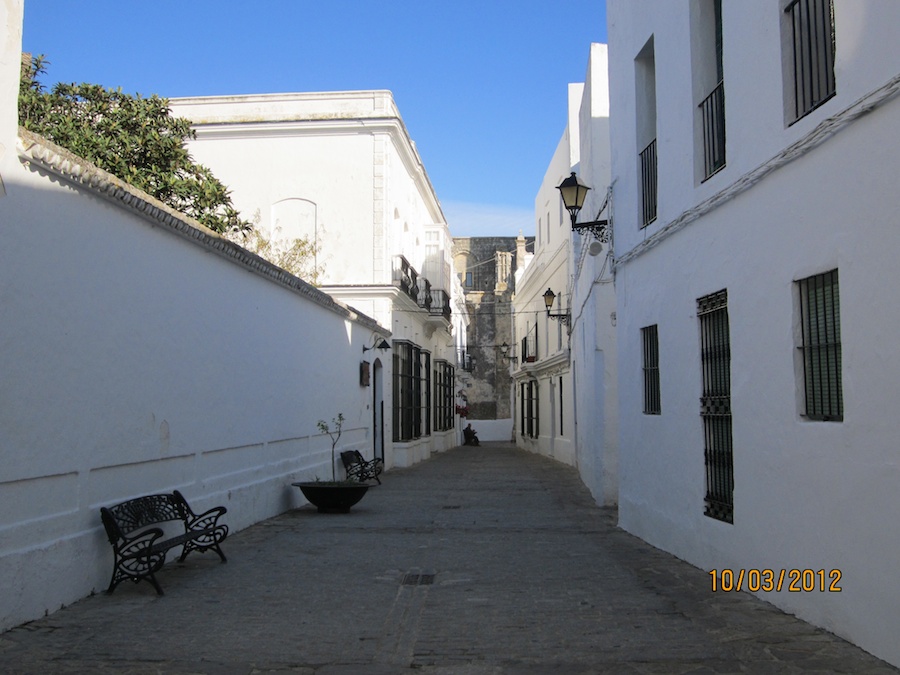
<box><xmin>512</xmin><ymin>44</ymin><xmax>616</xmax><ymax>505</ymax></box>
<box><xmin>1</xmin><ymin>0</ymin><xmax>388</xmax><ymax>631</ymax></box>
<box><xmin>169</xmin><ymin>93</ymin><xmax>467</xmax><ymax>467</ymax></box>
<box><xmin>608</xmin><ymin>0</ymin><xmax>900</xmax><ymax>666</ymax></box>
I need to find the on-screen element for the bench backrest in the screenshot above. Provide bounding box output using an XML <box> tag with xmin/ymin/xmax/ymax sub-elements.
<box><xmin>340</xmin><ymin>450</ymin><xmax>364</xmax><ymax>467</ymax></box>
<box><xmin>102</xmin><ymin>493</ymin><xmax>187</xmax><ymax>540</ymax></box>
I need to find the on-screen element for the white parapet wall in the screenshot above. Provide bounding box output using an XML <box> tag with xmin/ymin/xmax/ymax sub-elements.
<box><xmin>466</xmin><ymin>418</ymin><xmax>514</xmax><ymax>443</ymax></box>
<box><xmin>0</xmin><ymin>128</ymin><xmax>387</xmax><ymax>631</ymax></box>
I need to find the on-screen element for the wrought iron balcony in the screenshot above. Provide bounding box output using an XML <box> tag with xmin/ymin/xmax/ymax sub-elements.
<box><xmin>392</xmin><ymin>255</ymin><xmax>420</xmax><ymax>304</ymax></box>
<box><xmin>639</xmin><ymin>138</ymin><xmax>658</xmax><ymax>228</ymax></box>
<box><xmin>520</xmin><ymin>335</ymin><xmax>537</xmax><ymax>363</ymax></box>
<box><xmin>418</xmin><ymin>278</ymin><xmax>433</xmax><ymax>311</ymax></box>
<box><xmin>699</xmin><ymin>81</ymin><xmax>726</xmax><ymax>180</ymax></box>
<box><xmin>429</xmin><ymin>289</ymin><xmax>451</xmax><ymax>321</ymax></box>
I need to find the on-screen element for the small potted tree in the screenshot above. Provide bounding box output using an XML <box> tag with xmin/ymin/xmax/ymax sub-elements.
<box><xmin>292</xmin><ymin>413</ymin><xmax>371</xmax><ymax>513</ymax></box>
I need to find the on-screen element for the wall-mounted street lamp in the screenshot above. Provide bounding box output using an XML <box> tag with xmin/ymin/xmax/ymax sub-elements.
<box><xmin>557</xmin><ymin>172</ymin><xmax>609</xmax><ymax>243</ymax></box>
<box><xmin>543</xmin><ymin>288</ymin><xmax>571</xmax><ymax>329</ymax></box>
<box><xmin>498</xmin><ymin>342</ymin><xmax>517</xmax><ymax>364</ymax></box>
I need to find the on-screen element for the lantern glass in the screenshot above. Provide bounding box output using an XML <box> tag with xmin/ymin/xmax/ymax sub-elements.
<box><xmin>543</xmin><ymin>288</ymin><xmax>556</xmax><ymax>311</ymax></box>
<box><xmin>557</xmin><ymin>172</ymin><xmax>590</xmax><ymax>212</ymax></box>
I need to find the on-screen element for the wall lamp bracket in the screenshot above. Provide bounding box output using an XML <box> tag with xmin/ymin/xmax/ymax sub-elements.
<box><xmin>543</xmin><ymin>288</ymin><xmax>572</xmax><ymax>330</ymax></box>
<box><xmin>557</xmin><ymin>172</ymin><xmax>611</xmax><ymax>242</ymax></box>
<box><xmin>363</xmin><ymin>338</ymin><xmax>391</xmax><ymax>353</ymax></box>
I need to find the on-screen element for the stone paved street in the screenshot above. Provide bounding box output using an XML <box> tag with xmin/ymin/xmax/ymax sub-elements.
<box><xmin>0</xmin><ymin>443</ymin><xmax>895</xmax><ymax>674</ymax></box>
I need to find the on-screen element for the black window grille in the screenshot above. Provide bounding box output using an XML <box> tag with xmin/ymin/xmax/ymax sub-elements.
<box><xmin>642</xmin><ymin>325</ymin><xmax>661</xmax><ymax>415</ymax></box>
<box><xmin>798</xmin><ymin>269</ymin><xmax>842</xmax><ymax>421</ymax></box>
<box><xmin>423</xmin><ymin>352</ymin><xmax>432</xmax><ymax>437</ymax></box>
<box><xmin>393</xmin><ymin>342</ymin><xmax>428</xmax><ymax>442</ymax></box>
<box><xmin>559</xmin><ymin>376</ymin><xmax>564</xmax><ymax>436</ymax></box>
<box><xmin>519</xmin><ymin>382</ymin><xmax>525</xmax><ymax>436</ymax></box>
<box><xmin>640</xmin><ymin>138</ymin><xmax>658</xmax><ymax>227</ymax></box>
<box><xmin>786</xmin><ymin>0</ymin><xmax>835</xmax><ymax>123</ymax></box>
<box><xmin>521</xmin><ymin>380</ymin><xmax>539</xmax><ymax>439</ymax></box>
<box><xmin>698</xmin><ymin>290</ymin><xmax>733</xmax><ymax>524</ymax></box>
<box><xmin>445</xmin><ymin>363</ymin><xmax>455</xmax><ymax>431</ymax></box>
<box><xmin>433</xmin><ymin>361</ymin><xmax>455</xmax><ymax>432</ymax></box>
<box><xmin>699</xmin><ymin>0</ymin><xmax>725</xmax><ymax>180</ymax></box>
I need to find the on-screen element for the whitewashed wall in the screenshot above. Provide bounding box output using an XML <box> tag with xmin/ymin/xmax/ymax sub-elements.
<box><xmin>0</xmin><ymin>133</ymin><xmax>386</xmax><ymax>632</ymax></box>
<box><xmin>0</xmin><ymin>10</ymin><xmax>386</xmax><ymax>626</ymax></box>
<box><xmin>569</xmin><ymin>44</ymin><xmax>617</xmax><ymax>506</ymax></box>
<box><xmin>512</xmin><ymin>85</ymin><xmax>581</xmax><ymax>465</ymax></box>
<box><xmin>609</xmin><ymin>0</ymin><xmax>900</xmax><ymax>666</ymax></box>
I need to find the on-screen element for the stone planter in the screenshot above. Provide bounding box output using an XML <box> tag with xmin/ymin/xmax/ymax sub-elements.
<box><xmin>292</xmin><ymin>482</ymin><xmax>370</xmax><ymax>513</ymax></box>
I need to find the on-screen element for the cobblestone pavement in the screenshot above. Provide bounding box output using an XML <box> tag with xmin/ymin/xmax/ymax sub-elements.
<box><xmin>0</xmin><ymin>443</ymin><xmax>896</xmax><ymax>674</ymax></box>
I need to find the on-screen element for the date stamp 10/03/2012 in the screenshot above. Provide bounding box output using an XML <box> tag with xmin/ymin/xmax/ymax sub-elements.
<box><xmin>709</xmin><ymin>568</ymin><xmax>842</xmax><ymax>593</ymax></box>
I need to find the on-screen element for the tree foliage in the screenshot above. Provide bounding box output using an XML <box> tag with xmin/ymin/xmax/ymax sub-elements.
<box><xmin>18</xmin><ymin>55</ymin><xmax>250</xmax><ymax>234</ymax></box>
<box><xmin>225</xmin><ymin>221</ymin><xmax>325</xmax><ymax>285</ymax></box>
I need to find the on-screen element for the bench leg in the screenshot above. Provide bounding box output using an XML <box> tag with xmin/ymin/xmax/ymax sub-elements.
<box><xmin>179</xmin><ymin>526</ymin><xmax>228</xmax><ymax>563</ymax></box>
<box><xmin>146</xmin><ymin>571</ymin><xmax>165</xmax><ymax>596</ymax></box>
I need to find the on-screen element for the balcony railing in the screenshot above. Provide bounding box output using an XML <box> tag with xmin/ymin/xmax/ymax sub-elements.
<box><xmin>457</xmin><ymin>348</ymin><xmax>474</xmax><ymax>372</ymax></box>
<box><xmin>418</xmin><ymin>278</ymin><xmax>433</xmax><ymax>311</ymax></box>
<box><xmin>786</xmin><ymin>0</ymin><xmax>836</xmax><ymax>122</ymax></box>
<box><xmin>429</xmin><ymin>289</ymin><xmax>451</xmax><ymax>320</ymax></box>
<box><xmin>639</xmin><ymin>138</ymin><xmax>658</xmax><ymax>227</ymax></box>
<box><xmin>520</xmin><ymin>335</ymin><xmax>537</xmax><ymax>363</ymax></box>
<box><xmin>392</xmin><ymin>255</ymin><xmax>419</xmax><ymax>304</ymax></box>
<box><xmin>699</xmin><ymin>81</ymin><xmax>726</xmax><ymax>180</ymax></box>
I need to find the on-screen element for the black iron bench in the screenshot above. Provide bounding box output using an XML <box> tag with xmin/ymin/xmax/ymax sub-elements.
<box><xmin>340</xmin><ymin>450</ymin><xmax>383</xmax><ymax>484</ymax></box>
<box><xmin>100</xmin><ymin>490</ymin><xmax>228</xmax><ymax>595</ymax></box>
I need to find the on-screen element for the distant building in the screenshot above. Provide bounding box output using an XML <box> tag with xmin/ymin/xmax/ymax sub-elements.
<box><xmin>453</xmin><ymin>235</ymin><xmax>533</xmax><ymax>440</ymax></box>
<box><xmin>169</xmin><ymin>91</ymin><xmax>468</xmax><ymax>466</ymax></box>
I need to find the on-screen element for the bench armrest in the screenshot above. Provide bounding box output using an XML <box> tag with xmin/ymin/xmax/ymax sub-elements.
<box><xmin>184</xmin><ymin>505</ymin><xmax>227</xmax><ymax>533</ymax></box>
<box><xmin>116</xmin><ymin>527</ymin><xmax>165</xmax><ymax>559</ymax></box>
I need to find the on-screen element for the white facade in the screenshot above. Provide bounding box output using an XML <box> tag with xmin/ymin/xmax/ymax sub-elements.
<box><xmin>569</xmin><ymin>44</ymin><xmax>617</xmax><ymax>506</ymax></box>
<box><xmin>1</xmin><ymin>0</ymin><xmax>389</xmax><ymax>630</ymax></box>
<box><xmin>169</xmin><ymin>93</ymin><xmax>466</xmax><ymax>465</ymax></box>
<box><xmin>512</xmin><ymin>44</ymin><xmax>616</xmax><ymax>505</ymax></box>
<box><xmin>609</xmin><ymin>0</ymin><xmax>900</xmax><ymax>666</ymax></box>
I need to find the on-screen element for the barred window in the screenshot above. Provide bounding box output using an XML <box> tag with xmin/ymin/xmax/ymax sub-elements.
<box><xmin>559</xmin><ymin>376</ymin><xmax>564</xmax><ymax>436</ymax></box>
<box><xmin>521</xmin><ymin>380</ymin><xmax>539</xmax><ymax>439</ymax></box>
<box><xmin>798</xmin><ymin>269</ymin><xmax>842</xmax><ymax>421</ymax></box>
<box><xmin>423</xmin><ymin>351</ymin><xmax>432</xmax><ymax>437</ymax></box>
<box><xmin>696</xmin><ymin>0</ymin><xmax>725</xmax><ymax>181</ymax></box>
<box><xmin>393</xmin><ymin>341</ymin><xmax>430</xmax><ymax>441</ymax></box>
<box><xmin>698</xmin><ymin>290</ymin><xmax>733</xmax><ymax>524</ymax></box>
<box><xmin>784</xmin><ymin>0</ymin><xmax>835</xmax><ymax>123</ymax></box>
<box><xmin>641</xmin><ymin>325</ymin><xmax>661</xmax><ymax>414</ymax></box>
<box><xmin>433</xmin><ymin>360</ymin><xmax>455</xmax><ymax>432</ymax></box>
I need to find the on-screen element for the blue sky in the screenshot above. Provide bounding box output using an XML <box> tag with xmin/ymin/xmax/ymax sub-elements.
<box><xmin>22</xmin><ymin>1</ymin><xmax>607</xmax><ymax>237</ymax></box>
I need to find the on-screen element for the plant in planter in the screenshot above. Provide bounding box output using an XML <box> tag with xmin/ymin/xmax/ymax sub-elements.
<box><xmin>292</xmin><ymin>413</ymin><xmax>370</xmax><ymax>513</ymax></box>
<box><xmin>318</xmin><ymin>413</ymin><xmax>344</xmax><ymax>482</ymax></box>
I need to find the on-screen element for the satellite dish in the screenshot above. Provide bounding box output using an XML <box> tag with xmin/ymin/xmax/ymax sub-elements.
<box><xmin>588</xmin><ymin>241</ymin><xmax>604</xmax><ymax>256</ymax></box>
